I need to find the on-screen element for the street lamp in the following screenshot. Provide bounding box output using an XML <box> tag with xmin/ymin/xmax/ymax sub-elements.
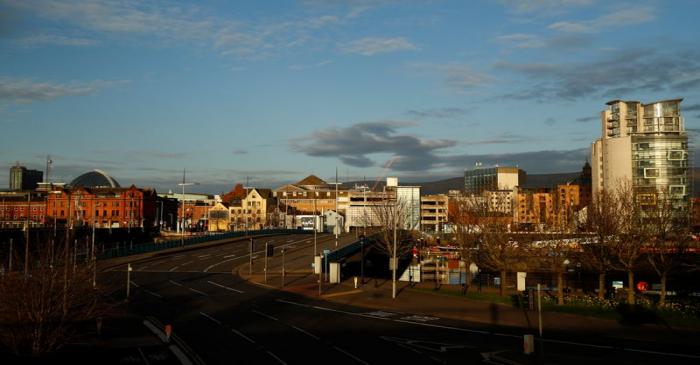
<box><xmin>177</xmin><ymin>169</ymin><xmax>198</xmax><ymax>247</ymax></box>
<box><xmin>92</xmin><ymin>201</ymin><xmax>102</xmax><ymax>288</ymax></box>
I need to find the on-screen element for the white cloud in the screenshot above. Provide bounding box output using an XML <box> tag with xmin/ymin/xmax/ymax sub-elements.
<box><xmin>341</xmin><ymin>37</ymin><xmax>417</xmax><ymax>56</ymax></box>
<box><xmin>495</xmin><ymin>33</ymin><xmax>546</xmax><ymax>48</ymax></box>
<box><xmin>15</xmin><ymin>34</ymin><xmax>99</xmax><ymax>47</ymax></box>
<box><xmin>6</xmin><ymin>0</ymin><xmax>341</xmax><ymax>59</ymax></box>
<box><xmin>499</xmin><ymin>0</ymin><xmax>594</xmax><ymax>14</ymax></box>
<box><xmin>0</xmin><ymin>77</ymin><xmax>127</xmax><ymax>103</ymax></box>
<box><xmin>548</xmin><ymin>6</ymin><xmax>655</xmax><ymax>33</ymax></box>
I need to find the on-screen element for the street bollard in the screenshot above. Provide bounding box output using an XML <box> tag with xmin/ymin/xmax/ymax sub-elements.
<box><xmin>354</xmin><ymin>276</ymin><xmax>358</xmax><ymax>289</ymax></box>
<box><xmin>523</xmin><ymin>334</ymin><xmax>535</xmax><ymax>355</ymax></box>
<box><xmin>165</xmin><ymin>324</ymin><xmax>172</xmax><ymax>343</ymax></box>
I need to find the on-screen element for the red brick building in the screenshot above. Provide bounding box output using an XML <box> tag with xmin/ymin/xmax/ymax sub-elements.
<box><xmin>45</xmin><ymin>186</ymin><xmax>157</xmax><ymax>229</ymax></box>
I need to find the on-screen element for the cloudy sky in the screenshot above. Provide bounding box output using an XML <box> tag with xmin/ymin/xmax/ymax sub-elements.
<box><xmin>1</xmin><ymin>0</ymin><xmax>699</xmax><ymax>193</ymax></box>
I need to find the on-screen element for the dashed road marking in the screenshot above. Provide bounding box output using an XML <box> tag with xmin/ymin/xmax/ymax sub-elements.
<box><xmin>207</xmin><ymin>281</ymin><xmax>244</xmax><ymax>293</ymax></box>
<box><xmin>291</xmin><ymin>325</ymin><xmax>319</xmax><ymax>341</ymax></box>
<box><xmin>223</xmin><ymin>254</ymin><xmax>236</xmax><ymax>258</ymax></box>
<box><xmin>169</xmin><ymin>280</ymin><xmax>183</xmax><ymax>287</ymax></box>
<box><xmin>400</xmin><ymin>315</ymin><xmax>440</xmax><ymax>323</ymax></box>
<box><xmin>333</xmin><ymin>345</ymin><xmax>370</xmax><ymax>365</ymax></box>
<box><xmin>232</xmin><ymin>328</ymin><xmax>255</xmax><ymax>344</ymax></box>
<box><xmin>266</xmin><ymin>350</ymin><xmax>288</xmax><ymax>365</ymax></box>
<box><xmin>189</xmin><ymin>287</ymin><xmax>208</xmax><ymax>296</ymax></box>
<box><xmin>252</xmin><ymin>309</ymin><xmax>278</xmax><ymax>321</ymax></box>
<box><xmin>199</xmin><ymin>311</ymin><xmax>222</xmax><ymax>326</ymax></box>
<box><xmin>145</xmin><ymin>289</ymin><xmax>162</xmax><ymax>298</ymax></box>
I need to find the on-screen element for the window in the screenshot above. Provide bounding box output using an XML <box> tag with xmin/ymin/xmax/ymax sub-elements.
<box><xmin>643</xmin><ymin>168</ymin><xmax>659</xmax><ymax>178</ymax></box>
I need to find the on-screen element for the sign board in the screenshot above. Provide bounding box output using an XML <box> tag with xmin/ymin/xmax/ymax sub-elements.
<box><xmin>612</xmin><ymin>280</ymin><xmax>624</xmax><ymax>290</ymax></box>
<box><xmin>314</xmin><ymin>255</ymin><xmax>321</xmax><ymax>274</ymax></box>
<box><xmin>517</xmin><ymin>272</ymin><xmax>527</xmax><ymax>292</ymax></box>
<box><xmin>636</xmin><ymin>281</ymin><xmax>649</xmax><ymax>292</ymax></box>
<box><xmin>389</xmin><ymin>258</ymin><xmax>398</xmax><ymax>270</ymax></box>
<box><xmin>300</xmin><ymin>216</ymin><xmax>315</xmax><ymax>231</ymax></box>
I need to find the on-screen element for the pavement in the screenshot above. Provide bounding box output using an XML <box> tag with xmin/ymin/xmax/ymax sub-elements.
<box><xmin>11</xmin><ymin>232</ymin><xmax>699</xmax><ymax>364</ymax></box>
<box><xmin>238</xmin><ymin>245</ymin><xmax>700</xmax><ymax>358</ymax></box>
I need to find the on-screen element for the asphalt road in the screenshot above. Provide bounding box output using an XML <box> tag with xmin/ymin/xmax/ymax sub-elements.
<box><xmin>99</xmin><ymin>233</ymin><xmax>700</xmax><ymax>365</ymax></box>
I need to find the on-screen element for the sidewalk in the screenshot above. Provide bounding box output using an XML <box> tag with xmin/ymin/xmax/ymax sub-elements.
<box><xmin>240</xmin><ymin>263</ymin><xmax>700</xmax><ymax>349</ymax></box>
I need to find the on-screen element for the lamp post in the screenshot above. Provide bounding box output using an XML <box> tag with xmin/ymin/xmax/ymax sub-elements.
<box><xmin>92</xmin><ymin>201</ymin><xmax>102</xmax><ymax>288</ymax></box>
<box><xmin>177</xmin><ymin>169</ymin><xmax>198</xmax><ymax>247</ymax></box>
<box><xmin>244</xmin><ymin>182</ymin><xmax>254</xmax><ymax>275</ymax></box>
<box><xmin>23</xmin><ymin>192</ymin><xmax>31</xmax><ymax>279</ymax></box>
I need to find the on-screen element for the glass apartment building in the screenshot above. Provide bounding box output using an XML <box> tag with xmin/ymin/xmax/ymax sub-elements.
<box><xmin>592</xmin><ymin>99</ymin><xmax>690</xmax><ymax>220</ymax></box>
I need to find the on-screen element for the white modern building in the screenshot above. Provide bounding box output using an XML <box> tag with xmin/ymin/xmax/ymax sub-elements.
<box><xmin>591</xmin><ymin>99</ymin><xmax>690</xmax><ymax>218</ymax></box>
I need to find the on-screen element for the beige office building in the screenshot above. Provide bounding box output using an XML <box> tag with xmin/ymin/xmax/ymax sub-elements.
<box><xmin>591</xmin><ymin>99</ymin><xmax>689</xmax><ymax>217</ymax></box>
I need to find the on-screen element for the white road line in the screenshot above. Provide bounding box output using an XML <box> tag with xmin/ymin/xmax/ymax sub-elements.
<box><xmin>223</xmin><ymin>254</ymin><xmax>236</xmax><ymax>258</ymax></box>
<box><xmin>623</xmin><ymin>348</ymin><xmax>700</xmax><ymax>359</ymax></box>
<box><xmin>204</xmin><ymin>258</ymin><xmax>238</xmax><ymax>273</ymax></box>
<box><xmin>266</xmin><ymin>350</ymin><xmax>288</xmax><ymax>365</ymax></box>
<box><xmin>168</xmin><ymin>266</ymin><xmax>180</xmax><ymax>272</ymax></box>
<box><xmin>198</xmin><ymin>254</ymin><xmax>212</xmax><ymax>259</ymax></box>
<box><xmin>333</xmin><ymin>346</ymin><xmax>370</xmax><ymax>365</ymax></box>
<box><xmin>169</xmin><ymin>280</ymin><xmax>183</xmax><ymax>287</ymax></box>
<box><xmin>130</xmin><ymin>281</ymin><xmax>140</xmax><ymax>288</ymax></box>
<box><xmin>276</xmin><ymin>299</ymin><xmax>310</xmax><ymax>308</ymax></box>
<box><xmin>291</xmin><ymin>325</ymin><xmax>320</xmax><ymax>341</ymax></box>
<box><xmin>145</xmin><ymin>290</ymin><xmax>162</xmax><ymax>299</ymax></box>
<box><xmin>393</xmin><ymin>320</ymin><xmax>493</xmax><ymax>336</ymax></box>
<box><xmin>207</xmin><ymin>281</ymin><xmax>244</xmax><ymax>293</ymax></box>
<box><xmin>199</xmin><ymin>312</ymin><xmax>222</xmax><ymax>326</ymax></box>
<box><xmin>189</xmin><ymin>287</ymin><xmax>208</xmax><ymax>296</ymax></box>
<box><xmin>277</xmin><ymin>299</ymin><xmax>700</xmax><ymax>360</ymax></box>
<box><xmin>252</xmin><ymin>309</ymin><xmax>278</xmax><ymax>321</ymax></box>
<box><xmin>231</xmin><ymin>328</ymin><xmax>255</xmax><ymax>344</ymax></box>
<box><xmin>174</xmin><ymin>255</ymin><xmax>185</xmax><ymax>259</ymax></box>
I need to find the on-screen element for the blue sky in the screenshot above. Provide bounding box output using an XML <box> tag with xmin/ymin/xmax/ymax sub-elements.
<box><xmin>1</xmin><ymin>0</ymin><xmax>699</xmax><ymax>193</ymax></box>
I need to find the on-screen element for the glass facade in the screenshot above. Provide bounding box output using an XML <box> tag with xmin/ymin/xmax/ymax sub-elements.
<box><xmin>464</xmin><ymin>167</ymin><xmax>498</xmax><ymax>195</ymax></box>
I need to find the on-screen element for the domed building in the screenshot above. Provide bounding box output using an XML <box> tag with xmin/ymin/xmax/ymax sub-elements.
<box><xmin>70</xmin><ymin>169</ymin><xmax>121</xmax><ymax>188</ymax></box>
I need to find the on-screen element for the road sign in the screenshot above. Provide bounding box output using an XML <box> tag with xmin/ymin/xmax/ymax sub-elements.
<box><xmin>637</xmin><ymin>281</ymin><xmax>649</xmax><ymax>292</ymax></box>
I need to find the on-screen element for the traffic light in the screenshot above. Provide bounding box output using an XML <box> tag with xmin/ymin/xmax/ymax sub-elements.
<box><xmin>266</xmin><ymin>244</ymin><xmax>274</xmax><ymax>257</ymax></box>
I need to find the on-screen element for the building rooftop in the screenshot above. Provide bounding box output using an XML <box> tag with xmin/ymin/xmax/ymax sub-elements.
<box><xmin>70</xmin><ymin>169</ymin><xmax>121</xmax><ymax>188</ymax></box>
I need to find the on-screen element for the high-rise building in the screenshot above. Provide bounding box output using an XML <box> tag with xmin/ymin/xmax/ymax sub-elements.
<box><xmin>464</xmin><ymin>166</ymin><xmax>526</xmax><ymax>196</ymax></box>
<box><xmin>9</xmin><ymin>163</ymin><xmax>43</xmax><ymax>191</ymax></box>
<box><xmin>591</xmin><ymin>99</ymin><xmax>690</xmax><ymax>218</ymax></box>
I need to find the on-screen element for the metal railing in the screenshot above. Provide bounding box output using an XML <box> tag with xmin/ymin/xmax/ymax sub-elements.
<box><xmin>98</xmin><ymin>229</ymin><xmax>309</xmax><ymax>259</ymax></box>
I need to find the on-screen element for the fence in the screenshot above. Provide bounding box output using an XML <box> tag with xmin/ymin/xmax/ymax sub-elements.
<box><xmin>98</xmin><ymin>229</ymin><xmax>309</xmax><ymax>259</ymax></box>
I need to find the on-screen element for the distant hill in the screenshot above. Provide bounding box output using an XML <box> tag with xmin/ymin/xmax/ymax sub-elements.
<box><xmin>346</xmin><ymin>168</ymin><xmax>700</xmax><ymax>196</ymax></box>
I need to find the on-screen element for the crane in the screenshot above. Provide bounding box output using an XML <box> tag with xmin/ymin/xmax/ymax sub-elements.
<box><xmin>371</xmin><ymin>157</ymin><xmax>398</xmax><ymax>192</ymax></box>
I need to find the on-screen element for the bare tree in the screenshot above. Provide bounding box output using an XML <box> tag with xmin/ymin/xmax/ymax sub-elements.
<box><xmin>366</xmin><ymin>191</ymin><xmax>417</xmax><ymax>298</ymax></box>
<box><xmin>0</xmin><ymin>239</ymin><xmax>104</xmax><ymax>356</ymax></box>
<box><xmin>645</xmin><ymin>191</ymin><xmax>689</xmax><ymax>306</ymax></box>
<box><xmin>530</xmin><ymin>236</ymin><xmax>573</xmax><ymax>305</ymax></box>
<box><xmin>450</xmin><ymin>197</ymin><xmax>483</xmax><ymax>293</ymax></box>
<box><xmin>610</xmin><ymin>181</ymin><xmax>645</xmax><ymax>305</ymax></box>
<box><xmin>582</xmin><ymin>188</ymin><xmax>622</xmax><ymax>299</ymax></box>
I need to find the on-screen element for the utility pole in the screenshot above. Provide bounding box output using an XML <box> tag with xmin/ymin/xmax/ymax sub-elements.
<box><xmin>178</xmin><ymin>169</ymin><xmax>198</xmax><ymax>247</ymax></box>
<box><xmin>24</xmin><ymin>192</ymin><xmax>30</xmax><ymax>279</ymax></box>
<box><xmin>392</xmin><ymin>199</ymin><xmax>397</xmax><ymax>299</ymax></box>
<box><xmin>126</xmin><ymin>263</ymin><xmax>132</xmax><ymax>300</ymax></box>
<box><xmin>335</xmin><ymin>168</ymin><xmax>339</xmax><ymax>247</ymax></box>
<box><xmin>8</xmin><ymin>238</ymin><xmax>13</xmax><ymax>272</ymax></box>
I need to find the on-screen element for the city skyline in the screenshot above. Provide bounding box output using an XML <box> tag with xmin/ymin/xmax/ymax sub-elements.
<box><xmin>1</xmin><ymin>0</ymin><xmax>699</xmax><ymax>193</ymax></box>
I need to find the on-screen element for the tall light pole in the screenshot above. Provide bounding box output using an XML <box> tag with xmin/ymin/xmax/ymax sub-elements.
<box><xmin>329</xmin><ymin>168</ymin><xmax>342</xmax><ymax>247</ymax></box>
<box><xmin>392</xmin><ymin>196</ymin><xmax>397</xmax><ymax>299</ymax></box>
<box><xmin>92</xmin><ymin>201</ymin><xmax>101</xmax><ymax>288</ymax></box>
<box><xmin>24</xmin><ymin>192</ymin><xmax>31</xmax><ymax>279</ymax></box>
<box><xmin>177</xmin><ymin>169</ymin><xmax>198</xmax><ymax>247</ymax></box>
<box><xmin>244</xmin><ymin>179</ymin><xmax>254</xmax><ymax>276</ymax></box>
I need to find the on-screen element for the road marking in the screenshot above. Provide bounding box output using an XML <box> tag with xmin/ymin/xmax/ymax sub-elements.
<box><xmin>231</xmin><ymin>328</ymin><xmax>255</xmax><ymax>344</ymax></box>
<box><xmin>365</xmin><ymin>311</ymin><xmax>399</xmax><ymax>318</ymax></box>
<box><xmin>223</xmin><ymin>254</ymin><xmax>236</xmax><ymax>258</ymax></box>
<box><xmin>252</xmin><ymin>309</ymin><xmax>278</xmax><ymax>321</ymax></box>
<box><xmin>189</xmin><ymin>287</ymin><xmax>208</xmax><ymax>296</ymax></box>
<box><xmin>291</xmin><ymin>325</ymin><xmax>319</xmax><ymax>340</ymax></box>
<box><xmin>392</xmin><ymin>320</ymin><xmax>492</xmax><ymax>335</ymax></box>
<box><xmin>169</xmin><ymin>280</ymin><xmax>183</xmax><ymax>287</ymax></box>
<box><xmin>199</xmin><ymin>311</ymin><xmax>222</xmax><ymax>326</ymax></box>
<box><xmin>204</xmin><ymin>258</ymin><xmax>238</xmax><ymax>273</ymax></box>
<box><xmin>207</xmin><ymin>281</ymin><xmax>244</xmax><ymax>293</ymax></box>
<box><xmin>400</xmin><ymin>315</ymin><xmax>439</xmax><ymax>323</ymax></box>
<box><xmin>130</xmin><ymin>281</ymin><xmax>140</xmax><ymax>288</ymax></box>
<box><xmin>623</xmin><ymin>348</ymin><xmax>700</xmax><ymax>359</ymax></box>
<box><xmin>266</xmin><ymin>350</ymin><xmax>288</xmax><ymax>365</ymax></box>
<box><xmin>169</xmin><ymin>266</ymin><xmax>180</xmax><ymax>272</ymax></box>
<box><xmin>276</xmin><ymin>299</ymin><xmax>311</xmax><ymax>308</ymax></box>
<box><xmin>169</xmin><ymin>345</ymin><xmax>193</xmax><ymax>365</ymax></box>
<box><xmin>145</xmin><ymin>290</ymin><xmax>162</xmax><ymax>299</ymax></box>
<box><xmin>333</xmin><ymin>346</ymin><xmax>370</xmax><ymax>365</ymax></box>
<box><xmin>198</xmin><ymin>254</ymin><xmax>212</xmax><ymax>259</ymax></box>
